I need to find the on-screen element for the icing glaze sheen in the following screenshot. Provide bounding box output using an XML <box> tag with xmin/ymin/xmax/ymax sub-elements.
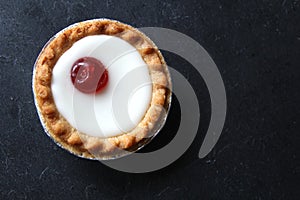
<box><xmin>51</xmin><ymin>35</ymin><xmax>152</xmax><ymax>137</ymax></box>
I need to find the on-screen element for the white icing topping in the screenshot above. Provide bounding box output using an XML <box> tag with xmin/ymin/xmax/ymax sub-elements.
<box><xmin>51</xmin><ymin>35</ymin><xmax>152</xmax><ymax>138</ymax></box>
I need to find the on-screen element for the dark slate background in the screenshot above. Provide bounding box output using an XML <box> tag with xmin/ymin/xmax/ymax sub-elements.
<box><xmin>1</xmin><ymin>0</ymin><xmax>299</xmax><ymax>199</ymax></box>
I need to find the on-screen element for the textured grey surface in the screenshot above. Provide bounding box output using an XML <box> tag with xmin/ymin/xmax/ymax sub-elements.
<box><xmin>0</xmin><ymin>0</ymin><xmax>299</xmax><ymax>199</ymax></box>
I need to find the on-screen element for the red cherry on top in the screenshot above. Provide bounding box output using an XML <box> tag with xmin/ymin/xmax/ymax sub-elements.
<box><xmin>71</xmin><ymin>57</ymin><xmax>108</xmax><ymax>94</ymax></box>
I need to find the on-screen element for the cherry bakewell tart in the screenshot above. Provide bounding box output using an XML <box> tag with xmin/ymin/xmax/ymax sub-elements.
<box><xmin>33</xmin><ymin>19</ymin><xmax>172</xmax><ymax>159</ymax></box>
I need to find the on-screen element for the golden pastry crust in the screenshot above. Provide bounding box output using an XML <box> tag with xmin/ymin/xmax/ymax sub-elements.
<box><xmin>33</xmin><ymin>19</ymin><xmax>171</xmax><ymax>159</ymax></box>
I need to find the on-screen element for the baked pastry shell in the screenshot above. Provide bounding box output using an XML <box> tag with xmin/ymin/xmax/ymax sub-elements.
<box><xmin>32</xmin><ymin>18</ymin><xmax>172</xmax><ymax>160</ymax></box>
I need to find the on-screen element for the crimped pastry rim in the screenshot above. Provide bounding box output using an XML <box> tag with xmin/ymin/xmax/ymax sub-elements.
<box><xmin>32</xmin><ymin>18</ymin><xmax>172</xmax><ymax>160</ymax></box>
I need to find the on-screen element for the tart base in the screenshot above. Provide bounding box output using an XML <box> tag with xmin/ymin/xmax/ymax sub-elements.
<box><xmin>33</xmin><ymin>19</ymin><xmax>171</xmax><ymax>159</ymax></box>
